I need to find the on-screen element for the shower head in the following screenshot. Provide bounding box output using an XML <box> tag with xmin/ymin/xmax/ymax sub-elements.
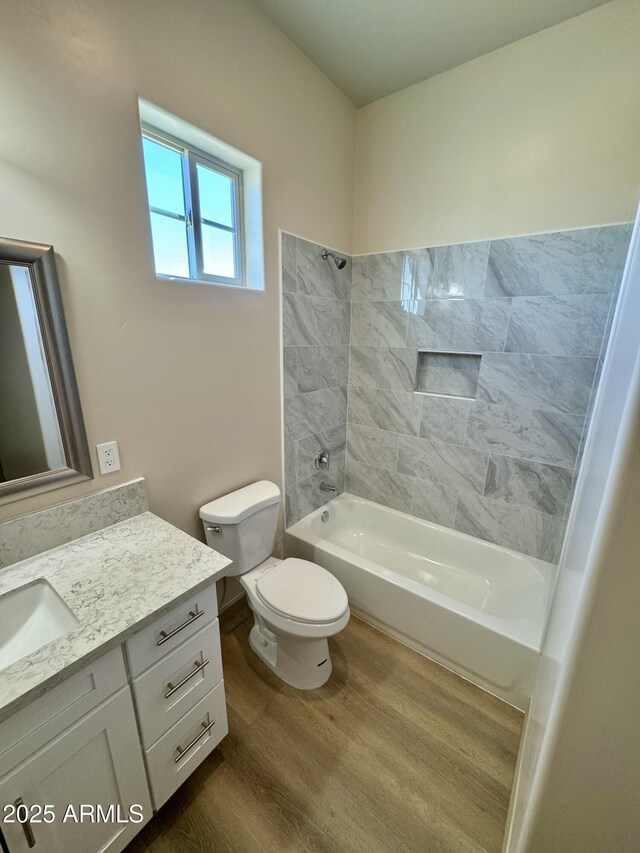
<box><xmin>321</xmin><ymin>249</ymin><xmax>347</xmax><ymax>270</ymax></box>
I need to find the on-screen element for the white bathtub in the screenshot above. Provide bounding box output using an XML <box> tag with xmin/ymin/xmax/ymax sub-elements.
<box><xmin>285</xmin><ymin>493</ymin><xmax>553</xmax><ymax>709</ymax></box>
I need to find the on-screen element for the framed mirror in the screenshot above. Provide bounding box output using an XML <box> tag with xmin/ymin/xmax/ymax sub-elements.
<box><xmin>0</xmin><ymin>237</ymin><xmax>92</xmax><ymax>502</ymax></box>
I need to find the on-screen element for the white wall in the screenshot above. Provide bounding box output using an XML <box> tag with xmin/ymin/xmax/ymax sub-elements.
<box><xmin>353</xmin><ymin>0</ymin><xmax>640</xmax><ymax>253</ymax></box>
<box><xmin>505</xmin><ymin>209</ymin><xmax>640</xmax><ymax>850</ymax></box>
<box><xmin>0</xmin><ymin>0</ymin><xmax>355</xmax><ymax>536</ymax></box>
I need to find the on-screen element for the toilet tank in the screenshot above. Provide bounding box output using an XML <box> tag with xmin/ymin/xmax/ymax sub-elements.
<box><xmin>199</xmin><ymin>481</ymin><xmax>281</xmax><ymax>577</ymax></box>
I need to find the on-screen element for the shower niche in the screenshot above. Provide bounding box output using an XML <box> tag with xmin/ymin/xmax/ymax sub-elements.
<box><xmin>415</xmin><ymin>351</ymin><xmax>481</xmax><ymax>400</ymax></box>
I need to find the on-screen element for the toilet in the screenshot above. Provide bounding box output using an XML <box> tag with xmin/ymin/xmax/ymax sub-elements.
<box><xmin>200</xmin><ymin>481</ymin><xmax>349</xmax><ymax>689</ymax></box>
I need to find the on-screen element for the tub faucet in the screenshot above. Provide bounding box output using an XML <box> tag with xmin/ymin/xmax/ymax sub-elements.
<box><xmin>320</xmin><ymin>482</ymin><xmax>337</xmax><ymax>493</ymax></box>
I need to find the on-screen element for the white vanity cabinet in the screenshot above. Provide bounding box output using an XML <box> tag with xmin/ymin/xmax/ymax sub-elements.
<box><xmin>0</xmin><ymin>581</ymin><xmax>227</xmax><ymax>853</ymax></box>
<box><xmin>125</xmin><ymin>584</ymin><xmax>228</xmax><ymax>810</ymax></box>
<box><xmin>0</xmin><ymin>649</ymin><xmax>151</xmax><ymax>853</ymax></box>
<box><xmin>0</xmin><ymin>688</ymin><xmax>149</xmax><ymax>853</ymax></box>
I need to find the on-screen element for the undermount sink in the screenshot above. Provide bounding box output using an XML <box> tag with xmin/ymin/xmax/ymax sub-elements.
<box><xmin>0</xmin><ymin>579</ymin><xmax>79</xmax><ymax>671</ymax></box>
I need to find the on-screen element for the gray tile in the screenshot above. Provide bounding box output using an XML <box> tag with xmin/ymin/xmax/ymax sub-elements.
<box><xmin>348</xmin><ymin>384</ymin><xmax>422</xmax><ymax>436</ymax></box>
<box><xmin>454</xmin><ymin>491</ymin><xmax>562</xmax><ymax>562</ymax></box>
<box><xmin>407</xmin><ymin>298</ymin><xmax>511</xmax><ymax>351</ymax></box>
<box><xmin>505</xmin><ymin>294</ymin><xmax>610</xmax><ymax>356</ymax></box>
<box><xmin>350</xmin><ymin>301</ymin><xmax>408</xmax><ymax>348</ymax></box>
<box><xmin>341</xmin><ymin>302</ymin><xmax>351</xmax><ymax>345</ymax></box>
<box><xmin>397</xmin><ymin>435</ymin><xmax>489</xmax><ymax>494</ymax></box>
<box><xmin>286</xmin><ymin>471</ymin><xmax>341</xmax><ymax>527</ymax></box>
<box><xmin>284</xmin><ymin>441</ymin><xmax>298</xmax><ymax>487</ymax></box>
<box><xmin>416</xmin><ymin>352</ymin><xmax>481</xmax><ymax>398</ymax></box>
<box><xmin>286</xmin><ymin>428</ymin><xmax>347</xmax><ymax>527</ymax></box>
<box><xmin>283</xmin><ymin>293</ymin><xmax>344</xmax><ymax>347</ymax></box>
<box><xmin>599</xmin><ymin>265</ymin><xmax>624</xmax><ymax>359</ymax></box>
<box><xmin>352</xmin><ymin>249</ymin><xmax>434</xmax><ymax>302</ymax></box>
<box><xmin>281</xmin><ymin>232</ymin><xmax>297</xmax><ymax>293</ymax></box>
<box><xmin>485</xmin><ymin>225</ymin><xmax>630</xmax><ymax>297</ymax></box>
<box><xmin>428</xmin><ymin>242</ymin><xmax>490</xmax><ymax>299</ymax></box>
<box><xmin>465</xmin><ymin>402</ymin><xmax>584</xmax><ymax>468</ymax></box>
<box><xmin>580</xmin><ymin>356</ymin><xmax>603</xmax><ymax>455</ymax></box>
<box><xmin>300</xmin><ymin>452</ymin><xmax>346</xmax><ymax>500</ymax></box>
<box><xmin>484</xmin><ymin>455</ymin><xmax>572</xmax><ymax>517</ymax></box>
<box><xmin>351</xmin><ymin>252</ymin><xmax>406</xmax><ymax>302</ymax></box>
<box><xmin>283</xmin><ymin>347</ymin><xmax>298</xmax><ymax>397</ymax></box>
<box><xmin>296</xmin><ymin>237</ymin><xmax>351</xmax><ymax>301</ymax></box>
<box><xmin>297</xmin><ymin>346</ymin><xmax>349</xmax><ymax>392</ymax></box>
<box><xmin>570</xmin><ymin>356</ymin><xmax>603</xmax><ymax>478</ymax></box>
<box><xmin>419</xmin><ymin>396</ymin><xmax>471</xmax><ymax>445</ymax></box>
<box><xmin>346</xmin><ymin>460</ymin><xmax>414</xmax><ymax>514</ymax></box>
<box><xmin>347</xmin><ymin>423</ymin><xmax>399</xmax><ymax>471</ymax></box>
<box><xmin>411</xmin><ymin>478</ymin><xmax>458</xmax><ymax>527</ymax></box>
<box><xmin>297</xmin><ymin>425</ymin><xmax>347</xmax><ymax>482</ymax></box>
<box><xmin>400</xmin><ymin>249</ymin><xmax>434</xmax><ymax>302</ymax></box>
<box><xmin>477</xmin><ymin>353</ymin><xmax>597</xmax><ymax>414</ymax></box>
<box><xmin>349</xmin><ymin>346</ymin><xmax>417</xmax><ymax>392</ymax></box>
<box><xmin>284</xmin><ymin>386</ymin><xmax>347</xmax><ymax>443</ymax></box>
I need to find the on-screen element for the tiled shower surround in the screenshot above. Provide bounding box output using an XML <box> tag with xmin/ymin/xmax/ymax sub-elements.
<box><xmin>282</xmin><ymin>233</ymin><xmax>351</xmax><ymax>525</ymax></box>
<box><xmin>282</xmin><ymin>225</ymin><xmax>630</xmax><ymax>561</ymax></box>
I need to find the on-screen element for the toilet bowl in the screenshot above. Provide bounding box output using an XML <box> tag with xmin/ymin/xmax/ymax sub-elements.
<box><xmin>200</xmin><ymin>481</ymin><xmax>349</xmax><ymax>689</ymax></box>
<box><xmin>240</xmin><ymin>557</ymin><xmax>349</xmax><ymax>689</ymax></box>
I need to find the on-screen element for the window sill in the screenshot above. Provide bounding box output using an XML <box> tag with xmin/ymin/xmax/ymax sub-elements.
<box><xmin>156</xmin><ymin>274</ymin><xmax>264</xmax><ymax>292</ymax></box>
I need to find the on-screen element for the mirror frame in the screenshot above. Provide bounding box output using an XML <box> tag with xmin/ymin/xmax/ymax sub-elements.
<box><xmin>0</xmin><ymin>237</ymin><xmax>93</xmax><ymax>503</ymax></box>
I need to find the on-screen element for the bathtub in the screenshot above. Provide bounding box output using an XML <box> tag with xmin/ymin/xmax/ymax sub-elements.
<box><xmin>285</xmin><ymin>493</ymin><xmax>553</xmax><ymax>710</ymax></box>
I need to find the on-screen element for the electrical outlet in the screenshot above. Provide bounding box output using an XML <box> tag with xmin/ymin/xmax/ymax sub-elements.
<box><xmin>96</xmin><ymin>441</ymin><xmax>121</xmax><ymax>475</ymax></box>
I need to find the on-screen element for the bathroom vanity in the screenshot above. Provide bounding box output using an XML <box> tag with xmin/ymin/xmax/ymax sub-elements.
<box><xmin>0</xmin><ymin>481</ymin><xmax>230</xmax><ymax>852</ymax></box>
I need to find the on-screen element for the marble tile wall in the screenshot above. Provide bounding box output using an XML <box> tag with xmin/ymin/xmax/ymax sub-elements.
<box><xmin>282</xmin><ymin>233</ymin><xmax>351</xmax><ymax>525</ymax></box>
<box><xmin>282</xmin><ymin>225</ymin><xmax>630</xmax><ymax>560</ymax></box>
<box><xmin>345</xmin><ymin>224</ymin><xmax>631</xmax><ymax>562</ymax></box>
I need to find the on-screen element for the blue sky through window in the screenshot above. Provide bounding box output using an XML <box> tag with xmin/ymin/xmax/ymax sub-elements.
<box><xmin>142</xmin><ymin>132</ymin><xmax>240</xmax><ymax>282</ymax></box>
<box><xmin>142</xmin><ymin>138</ymin><xmax>185</xmax><ymax>216</ymax></box>
<box><xmin>196</xmin><ymin>164</ymin><xmax>233</xmax><ymax>228</ymax></box>
<box><xmin>143</xmin><ymin>137</ymin><xmax>189</xmax><ymax>277</ymax></box>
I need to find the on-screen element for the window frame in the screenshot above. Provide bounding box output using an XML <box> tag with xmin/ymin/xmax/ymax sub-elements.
<box><xmin>141</xmin><ymin>123</ymin><xmax>245</xmax><ymax>288</ymax></box>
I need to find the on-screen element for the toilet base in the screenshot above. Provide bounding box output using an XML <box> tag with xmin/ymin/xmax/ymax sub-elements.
<box><xmin>248</xmin><ymin>620</ymin><xmax>333</xmax><ymax>690</ymax></box>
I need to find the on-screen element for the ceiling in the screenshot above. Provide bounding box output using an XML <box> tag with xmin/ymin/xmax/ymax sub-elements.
<box><xmin>252</xmin><ymin>0</ymin><xmax>612</xmax><ymax>106</ymax></box>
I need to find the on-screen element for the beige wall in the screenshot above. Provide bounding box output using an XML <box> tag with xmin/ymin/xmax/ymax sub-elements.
<box><xmin>0</xmin><ymin>0</ymin><xmax>355</xmax><ymax>535</ymax></box>
<box><xmin>353</xmin><ymin>0</ymin><xmax>640</xmax><ymax>253</ymax></box>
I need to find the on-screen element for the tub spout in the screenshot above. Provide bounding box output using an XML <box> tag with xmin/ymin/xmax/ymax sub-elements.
<box><xmin>320</xmin><ymin>482</ymin><xmax>337</xmax><ymax>493</ymax></box>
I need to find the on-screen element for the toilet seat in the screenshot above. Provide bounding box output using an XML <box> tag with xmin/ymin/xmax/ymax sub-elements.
<box><xmin>255</xmin><ymin>558</ymin><xmax>348</xmax><ymax>624</ymax></box>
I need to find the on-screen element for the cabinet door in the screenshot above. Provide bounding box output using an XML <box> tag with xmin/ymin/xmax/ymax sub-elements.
<box><xmin>0</xmin><ymin>688</ymin><xmax>152</xmax><ymax>853</ymax></box>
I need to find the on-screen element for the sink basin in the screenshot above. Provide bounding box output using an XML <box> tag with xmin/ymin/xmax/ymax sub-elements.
<box><xmin>0</xmin><ymin>580</ymin><xmax>79</xmax><ymax>670</ymax></box>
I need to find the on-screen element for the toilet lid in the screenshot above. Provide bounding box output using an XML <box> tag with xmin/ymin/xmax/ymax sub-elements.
<box><xmin>255</xmin><ymin>558</ymin><xmax>348</xmax><ymax>623</ymax></box>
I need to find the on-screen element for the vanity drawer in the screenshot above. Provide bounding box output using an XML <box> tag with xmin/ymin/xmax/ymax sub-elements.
<box><xmin>145</xmin><ymin>681</ymin><xmax>228</xmax><ymax>809</ymax></box>
<box><xmin>0</xmin><ymin>647</ymin><xmax>127</xmax><ymax>778</ymax></box>
<box><xmin>132</xmin><ymin>621</ymin><xmax>223</xmax><ymax>748</ymax></box>
<box><xmin>126</xmin><ymin>584</ymin><xmax>218</xmax><ymax>677</ymax></box>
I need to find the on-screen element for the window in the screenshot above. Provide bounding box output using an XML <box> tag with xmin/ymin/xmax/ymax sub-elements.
<box><xmin>141</xmin><ymin>126</ymin><xmax>245</xmax><ymax>286</ymax></box>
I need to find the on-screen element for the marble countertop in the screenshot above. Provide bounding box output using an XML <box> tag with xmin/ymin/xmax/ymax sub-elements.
<box><xmin>0</xmin><ymin>512</ymin><xmax>231</xmax><ymax>723</ymax></box>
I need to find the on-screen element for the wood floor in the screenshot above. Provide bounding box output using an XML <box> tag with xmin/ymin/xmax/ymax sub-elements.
<box><xmin>127</xmin><ymin>609</ymin><xmax>523</xmax><ymax>853</ymax></box>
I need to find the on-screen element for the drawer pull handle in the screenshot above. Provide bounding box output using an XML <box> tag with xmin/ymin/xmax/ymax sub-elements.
<box><xmin>174</xmin><ymin>719</ymin><xmax>216</xmax><ymax>764</ymax></box>
<box><xmin>14</xmin><ymin>798</ymin><xmax>36</xmax><ymax>848</ymax></box>
<box><xmin>165</xmin><ymin>658</ymin><xmax>210</xmax><ymax>698</ymax></box>
<box><xmin>157</xmin><ymin>608</ymin><xmax>204</xmax><ymax>646</ymax></box>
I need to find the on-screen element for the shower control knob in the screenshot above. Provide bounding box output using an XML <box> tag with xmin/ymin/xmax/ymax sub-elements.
<box><xmin>315</xmin><ymin>448</ymin><xmax>330</xmax><ymax>470</ymax></box>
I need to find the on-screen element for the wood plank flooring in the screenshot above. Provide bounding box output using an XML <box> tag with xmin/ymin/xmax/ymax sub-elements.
<box><xmin>127</xmin><ymin>610</ymin><xmax>523</xmax><ymax>853</ymax></box>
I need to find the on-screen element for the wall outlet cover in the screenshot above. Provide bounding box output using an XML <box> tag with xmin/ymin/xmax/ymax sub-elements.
<box><xmin>96</xmin><ymin>441</ymin><xmax>121</xmax><ymax>475</ymax></box>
